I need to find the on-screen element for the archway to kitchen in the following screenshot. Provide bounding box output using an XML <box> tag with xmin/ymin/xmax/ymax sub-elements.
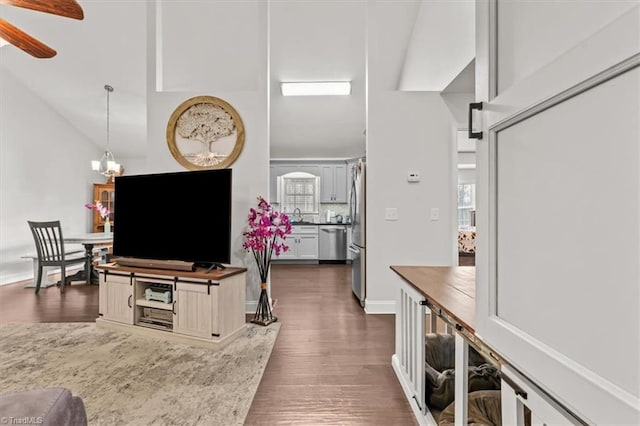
<box><xmin>266</xmin><ymin>1</ymin><xmax>366</xmax><ymax>308</ymax></box>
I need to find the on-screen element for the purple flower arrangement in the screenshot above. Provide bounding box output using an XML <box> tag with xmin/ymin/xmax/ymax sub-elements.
<box><xmin>242</xmin><ymin>196</ymin><xmax>292</xmax><ymax>283</ymax></box>
<box><xmin>85</xmin><ymin>201</ymin><xmax>110</xmax><ymax>219</ymax></box>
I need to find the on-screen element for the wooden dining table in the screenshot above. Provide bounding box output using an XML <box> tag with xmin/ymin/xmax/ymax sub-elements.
<box><xmin>64</xmin><ymin>232</ymin><xmax>113</xmax><ymax>285</ymax></box>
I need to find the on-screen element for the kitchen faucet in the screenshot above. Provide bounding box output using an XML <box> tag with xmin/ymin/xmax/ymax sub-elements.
<box><xmin>292</xmin><ymin>208</ymin><xmax>302</xmax><ymax>222</ymax></box>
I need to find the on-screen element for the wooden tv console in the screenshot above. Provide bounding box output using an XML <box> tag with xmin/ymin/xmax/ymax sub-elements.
<box><xmin>95</xmin><ymin>263</ymin><xmax>247</xmax><ymax>349</ymax></box>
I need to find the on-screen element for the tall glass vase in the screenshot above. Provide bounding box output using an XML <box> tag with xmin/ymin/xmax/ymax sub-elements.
<box><xmin>104</xmin><ymin>218</ymin><xmax>111</xmax><ymax>233</ymax></box>
<box><xmin>251</xmin><ymin>281</ymin><xmax>277</xmax><ymax>326</ymax></box>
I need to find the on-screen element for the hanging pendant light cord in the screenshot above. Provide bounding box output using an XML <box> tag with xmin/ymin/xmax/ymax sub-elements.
<box><xmin>105</xmin><ymin>84</ymin><xmax>113</xmax><ymax>152</ymax></box>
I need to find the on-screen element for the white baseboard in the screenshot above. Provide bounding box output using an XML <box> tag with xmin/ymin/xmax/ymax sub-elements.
<box><xmin>0</xmin><ymin>272</ymin><xmax>31</xmax><ymax>286</ymax></box>
<box><xmin>245</xmin><ymin>296</ymin><xmax>281</xmax><ymax>315</ymax></box>
<box><xmin>364</xmin><ymin>299</ymin><xmax>396</xmax><ymax>314</ymax></box>
<box><xmin>0</xmin><ymin>265</ymin><xmax>83</xmax><ymax>286</ymax></box>
<box><xmin>245</xmin><ymin>300</ymin><xmax>258</xmax><ymax>314</ymax></box>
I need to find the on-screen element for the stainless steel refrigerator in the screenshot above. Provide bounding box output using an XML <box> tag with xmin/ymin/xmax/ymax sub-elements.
<box><xmin>349</xmin><ymin>158</ymin><xmax>366</xmax><ymax>307</ymax></box>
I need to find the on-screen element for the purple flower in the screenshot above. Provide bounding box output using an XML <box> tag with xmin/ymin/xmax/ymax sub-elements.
<box><xmin>85</xmin><ymin>201</ymin><xmax>110</xmax><ymax>219</ymax></box>
<box><xmin>242</xmin><ymin>196</ymin><xmax>293</xmax><ymax>282</ymax></box>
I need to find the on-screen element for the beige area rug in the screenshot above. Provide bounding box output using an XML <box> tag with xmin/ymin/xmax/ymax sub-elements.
<box><xmin>0</xmin><ymin>322</ymin><xmax>280</xmax><ymax>425</ymax></box>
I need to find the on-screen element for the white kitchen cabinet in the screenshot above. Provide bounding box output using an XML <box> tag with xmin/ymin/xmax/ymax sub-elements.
<box><xmin>296</xmin><ymin>234</ymin><xmax>319</xmax><ymax>259</ymax></box>
<box><xmin>275</xmin><ymin>225</ymin><xmax>318</xmax><ymax>260</ymax></box>
<box><xmin>320</xmin><ymin>164</ymin><xmax>348</xmax><ymax>202</ymax></box>
<box><xmin>276</xmin><ymin>164</ymin><xmax>320</xmax><ymax>177</ymax></box>
<box><xmin>271</xmin><ymin>164</ymin><xmax>322</xmax><ymax>205</ymax></box>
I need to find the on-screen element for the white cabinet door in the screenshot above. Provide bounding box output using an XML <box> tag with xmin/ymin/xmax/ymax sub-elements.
<box><xmin>333</xmin><ymin>164</ymin><xmax>348</xmax><ymax>203</ymax></box>
<box><xmin>174</xmin><ymin>282</ymin><xmax>212</xmax><ymax>339</ymax></box>
<box><xmin>320</xmin><ymin>164</ymin><xmax>348</xmax><ymax>202</ymax></box>
<box><xmin>296</xmin><ymin>235</ymin><xmax>318</xmax><ymax>259</ymax></box>
<box><xmin>274</xmin><ymin>234</ymin><xmax>319</xmax><ymax>260</ymax></box>
<box><xmin>100</xmin><ymin>272</ymin><xmax>133</xmax><ymax>324</ymax></box>
<box><xmin>475</xmin><ymin>3</ymin><xmax>639</xmax><ymax>424</ymax></box>
<box><xmin>320</xmin><ymin>165</ymin><xmax>335</xmax><ymax>202</ymax></box>
<box><xmin>275</xmin><ymin>238</ymin><xmax>298</xmax><ymax>260</ymax></box>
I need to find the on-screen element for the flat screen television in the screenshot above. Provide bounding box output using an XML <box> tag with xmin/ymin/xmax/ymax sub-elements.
<box><xmin>113</xmin><ymin>169</ymin><xmax>232</xmax><ymax>269</ymax></box>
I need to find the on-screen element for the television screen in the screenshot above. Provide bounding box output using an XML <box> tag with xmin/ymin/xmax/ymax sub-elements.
<box><xmin>113</xmin><ymin>169</ymin><xmax>232</xmax><ymax>266</ymax></box>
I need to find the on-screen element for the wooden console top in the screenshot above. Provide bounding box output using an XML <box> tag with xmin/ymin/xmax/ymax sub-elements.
<box><xmin>96</xmin><ymin>263</ymin><xmax>247</xmax><ymax>280</ymax></box>
<box><xmin>390</xmin><ymin>266</ymin><xmax>476</xmax><ymax>333</ymax></box>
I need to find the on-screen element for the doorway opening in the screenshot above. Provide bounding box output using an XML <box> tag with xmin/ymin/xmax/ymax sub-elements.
<box><xmin>456</xmin><ymin>129</ymin><xmax>476</xmax><ymax>266</ymax></box>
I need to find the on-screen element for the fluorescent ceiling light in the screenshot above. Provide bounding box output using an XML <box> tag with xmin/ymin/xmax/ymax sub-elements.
<box><xmin>281</xmin><ymin>81</ymin><xmax>351</xmax><ymax>96</ymax></box>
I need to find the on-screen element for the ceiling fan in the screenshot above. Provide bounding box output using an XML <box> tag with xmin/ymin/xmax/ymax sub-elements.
<box><xmin>0</xmin><ymin>0</ymin><xmax>84</xmax><ymax>58</ymax></box>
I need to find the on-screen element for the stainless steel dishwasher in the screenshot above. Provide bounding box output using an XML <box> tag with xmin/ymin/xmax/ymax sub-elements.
<box><xmin>319</xmin><ymin>225</ymin><xmax>347</xmax><ymax>263</ymax></box>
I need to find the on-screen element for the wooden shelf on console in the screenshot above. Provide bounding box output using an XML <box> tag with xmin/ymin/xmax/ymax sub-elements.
<box><xmin>136</xmin><ymin>299</ymin><xmax>172</xmax><ymax>310</ymax></box>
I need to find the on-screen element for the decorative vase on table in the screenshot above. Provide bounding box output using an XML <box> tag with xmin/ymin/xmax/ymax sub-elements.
<box><xmin>243</xmin><ymin>196</ymin><xmax>292</xmax><ymax>326</ymax></box>
<box><xmin>85</xmin><ymin>201</ymin><xmax>111</xmax><ymax>234</ymax></box>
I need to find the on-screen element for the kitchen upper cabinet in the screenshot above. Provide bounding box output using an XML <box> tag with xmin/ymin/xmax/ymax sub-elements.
<box><xmin>270</xmin><ymin>164</ymin><xmax>322</xmax><ymax>204</ymax></box>
<box><xmin>270</xmin><ymin>161</ymin><xmax>348</xmax><ymax>205</ymax></box>
<box><xmin>276</xmin><ymin>165</ymin><xmax>320</xmax><ymax>177</ymax></box>
<box><xmin>320</xmin><ymin>164</ymin><xmax>348</xmax><ymax>203</ymax></box>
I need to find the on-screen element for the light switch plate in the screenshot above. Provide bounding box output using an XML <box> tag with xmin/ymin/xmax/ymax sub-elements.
<box><xmin>385</xmin><ymin>208</ymin><xmax>398</xmax><ymax>221</ymax></box>
<box><xmin>430</xmin><ymin>208</ymin><xmax>439</xmax><ymax>221</ymax></box>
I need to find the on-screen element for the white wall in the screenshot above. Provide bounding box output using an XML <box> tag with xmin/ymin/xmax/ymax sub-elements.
<box><xmin>144</xmin><ymin>2</ymin><xmax>269</xmax><ymax>308</ymax></box>
<box><xmin>365</xmin><ymin>1</ymin><xmax>456</xmax><ymax>313</ymax></box>
<box><xmin>441</xmin><ymin>92</ymin><xmax>475</xmax><ymax>127</ymax></box>
<box><xmin>0</xmin><ymin>69</ymin><xmax>102</xmax><ymax>285</ymax></box>
<box><xmin>398</xmin><ymin>0</ymin><xmax>475</xmax><ymax>91</ymax></box>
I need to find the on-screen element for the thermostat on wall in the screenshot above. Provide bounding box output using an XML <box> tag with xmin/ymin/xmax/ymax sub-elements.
<box><xmin>407</xmin><ymin>172</ymin><xmax>421</xmax><ymax>183</ymax></box>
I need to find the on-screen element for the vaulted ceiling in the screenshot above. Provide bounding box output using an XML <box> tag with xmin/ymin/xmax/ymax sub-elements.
<box><xmin>0</xmin><ymin>1</ymin><xmax>474</xmax><ymax>161</ymax></box>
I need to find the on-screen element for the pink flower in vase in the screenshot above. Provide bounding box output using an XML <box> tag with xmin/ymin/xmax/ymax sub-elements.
<box><xmin>242</xmin><ymin>196</ymin><xmax>292</xmax><ymax>283</ymax></box>
<box><xmin>85</xmin><ymin>201</ymin><xmax>110</xmax><ymax>219</ymax></box>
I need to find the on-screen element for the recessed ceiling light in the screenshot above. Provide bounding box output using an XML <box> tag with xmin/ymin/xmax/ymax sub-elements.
<box><xmin>281</xmin><ymin>81</ymin><xmax>351</xmax><ymax>96</ymax></box>
<box><xmin>458</xmin><ymin>163</ymin><xmax>476</xmax><ymax>169</ymax></box>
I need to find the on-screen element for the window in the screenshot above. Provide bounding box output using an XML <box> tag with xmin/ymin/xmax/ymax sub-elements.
<box><xmin>279</xmin><ymin>172</ymin><xmax>319</xmax><ymax>214</ymax></box>
<box><xmin>458</xmin><ymin>183</ymin><xmax>476</xmax><ymax>229</ymax></box>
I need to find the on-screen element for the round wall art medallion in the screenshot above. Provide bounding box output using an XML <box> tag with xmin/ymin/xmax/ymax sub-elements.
<box><xmin>166</xmin><ymin>96</ymin><xmax>245</xmax><ymax>170</ymax></box>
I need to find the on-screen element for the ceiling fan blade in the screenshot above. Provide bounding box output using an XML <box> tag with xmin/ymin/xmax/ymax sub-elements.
<box><xmin>0</xmin><ymin>0</ymin><xmax>84</xmax><ymax>20</ymax></box>
<box><xmin>0</xmin><ymin>18</ymin><xmax>56</xmax><ymax>58</ymax></box>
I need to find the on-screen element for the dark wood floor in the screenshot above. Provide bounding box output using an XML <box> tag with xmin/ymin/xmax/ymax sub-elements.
<box><xmin>0</xmin><ymin>264</ymin><xmax>416</xmax><ymax>425</ymax></box>
<box><xmin>459</xmin><ymin>253</ymin><xmax>475</xmax><ymax>266</ymax></box>
<box><xmin>0</xmin><ymin>280</ymin><xmax>100</xmax><ymax>323</ymax></box>
<box><xmin>245</xmin><ymin>264</ymin><xmax>416</xmax><ymax>425</ymax></box>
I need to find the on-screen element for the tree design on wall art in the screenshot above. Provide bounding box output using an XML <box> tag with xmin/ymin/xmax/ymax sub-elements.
<box><xmin>166</xmin><ymin>96</ymin><xmax>245</xmax><ymax>170</ymax></box>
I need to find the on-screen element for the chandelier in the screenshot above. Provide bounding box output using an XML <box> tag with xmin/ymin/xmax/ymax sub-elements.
<box><xmin>91</xmin><ymin>84</ymin><xmax>122</xmax><ymax>181</ymax></box>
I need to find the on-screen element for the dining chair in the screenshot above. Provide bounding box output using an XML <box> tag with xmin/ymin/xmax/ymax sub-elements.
<box><xmin>27</xmin><ymin>221</ymin><xmax>86</xmax><ymax>294</ymax></box>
